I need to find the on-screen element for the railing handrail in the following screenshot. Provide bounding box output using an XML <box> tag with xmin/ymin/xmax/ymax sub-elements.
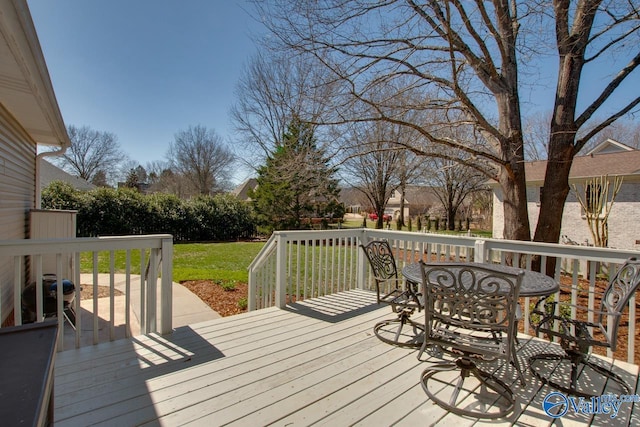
<box><xmin>0</xmin><ymin>234</ymin><xmax>173</xmax><ymax>256</ymax></box>
<box><xmin>247</xmin><ymin>233</ymin><xmax>278</xmax><ymax>271</ymax></box>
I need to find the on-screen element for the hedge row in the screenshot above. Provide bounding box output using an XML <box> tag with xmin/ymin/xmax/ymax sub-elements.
<box><xmin>41</xmin><ymin>182</ymin><xmax>256</xmax><ymax>242</ymax></box>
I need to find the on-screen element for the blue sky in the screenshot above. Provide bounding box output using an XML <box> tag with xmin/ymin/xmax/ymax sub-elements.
<box><xmin>27</xmin><ymin>1</ymin><xmax>639</xmax><ymax>185</ymax></box>
<box><xmin>28</xmin><ymin>0</ymin><xmax>262</xmax><ymax>183</ymax></box>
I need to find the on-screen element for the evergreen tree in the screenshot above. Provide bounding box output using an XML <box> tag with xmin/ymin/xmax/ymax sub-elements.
<box><xmin>250</xmin><ymin>118</ymin><xmax>342</xmax><ymax>231</ymax></box>
<box><xmin>124</xmin><ymin>168</ymin><xmax>140</xmax><ymax>190</ymax></box>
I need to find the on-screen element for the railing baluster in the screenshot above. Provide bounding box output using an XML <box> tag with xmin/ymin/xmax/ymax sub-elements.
<box><xmin>93</xmin><ymin>251</ymin><xmax>99</xmax><ymax>345</ymax></box>
<box><xmin>125</xmin><ymin>250</ymin><xmax>131</xmax><ymax>338</ymax></box>
<box><xmin>629</xmin><ymin>292</ymin><xmax>636</xmax><ymax>362</ymax></box>
<box><xmin>311</xmin><ymin>239</ymin><xmax>316</xmax><ymax>298</ymax></box>
<box><xmin>34</xmin><ymin>255</ymin><xmax>43</xmax><ymax>323</ymax></box>
<box><xmin>148</xmin><ymin>248</ymin><xmax>158</xmax><ymax>332</ymax></box>
<box><xmin>13</xmin><ymin>256</ymin><xmax>22</xmax><ymax>326</ymax></box>
<box><xmin>73</xmin><ymin>251</ymin><xmax>81</xmax><ymax>348</ymax></box>
<box><xmin>139</xmin><ymin>248</ymin><xmax>146</xmax><ymax>334</ymax></box>
<box><xmin>109</xmin><ymin>251</ymin><xmax>115</xmax><ymax>341</ymax></box>
<box><xmin>56</xmin><ymin>254</ymin><xmax>64</xmax><ymax>351</ymax></box>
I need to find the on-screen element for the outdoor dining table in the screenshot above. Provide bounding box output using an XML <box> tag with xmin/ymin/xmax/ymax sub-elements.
<box><xmin>401</xmin><ymin>262</ymin><xmax>560</xmax><ymax>298</ymax></box>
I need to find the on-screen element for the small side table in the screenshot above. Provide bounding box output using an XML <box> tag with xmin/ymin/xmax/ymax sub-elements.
<box><xmin>0</xmin><ymin>321</ymin><xmax>58</xmax><ymax>427</ymax></box>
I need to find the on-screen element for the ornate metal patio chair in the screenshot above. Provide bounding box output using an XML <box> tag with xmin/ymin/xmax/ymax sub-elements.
<box><xmin>417</xmin><ymin>262</ymin><xmax>525</xmax><ymax>419</ymax></box>
<box><xmin>360</xmin><ymin>239</ymin><xmax>424</xmax><ymax>347</ymax></box>
<box><xmin>529</xmin><ymin>257</ymin><xmax>640</xmax><ymax>397</ymax></box>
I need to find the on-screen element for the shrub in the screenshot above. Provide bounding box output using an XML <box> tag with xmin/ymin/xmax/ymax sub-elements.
<box><xmin>41</xmin><ymin>181</ymin><xmax>81</xmax><ymax>210</ymax></box>
<box><xmin>41</xmin><ymin>183</ymin><xmax>256</xmax><ymax>241</ymax></box>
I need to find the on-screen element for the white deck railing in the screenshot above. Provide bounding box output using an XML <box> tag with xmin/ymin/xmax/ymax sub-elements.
<box><xmin>248</xmin><ymin>228</ymin><xmax>640</xmax><ymax>364</ymax></box>
<box><xmin>0</xmin><ymin>234</ymin><xmax>173</xmax><ymax>351</ymax></box>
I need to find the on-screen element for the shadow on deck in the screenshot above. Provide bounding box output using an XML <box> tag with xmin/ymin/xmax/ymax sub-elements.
<box><xmin>54</xmin><ymin>290</ymin><xmax>640</xmax><ymax>426</ymax></box>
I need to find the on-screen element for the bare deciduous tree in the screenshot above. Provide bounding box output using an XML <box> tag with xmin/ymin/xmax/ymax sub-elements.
<box><xmin>256</xmin><ymin>0</ymin><xmax>640</xmax><ymax>245</ymax></box>
<box><xmin>231</xmin><ymin>50</ymin><xmax>338</xmax><ymax>172</ymax></box>
<box><xmin>57</xmin><ymin>125</ymin><xmax>125</xmax><ymax>183</ymax></box>
<box><xmin>530</xmin><ymin>0</ymin><xmax>640</xmax><ymax>245</ymax></box>
<box><xmin>427</xmin><ymin>156</ymin><xmax>487</xmax><ymax>231</ymax></box>
<box><xmin>342</xmin><ymin>121</ymin><xmax>406</xmax><ymax>229</ymax></box>
<box><xmin>167</xmin><ymin>125</ymin><xmax>235</xmax><ymax>196</ymax></box>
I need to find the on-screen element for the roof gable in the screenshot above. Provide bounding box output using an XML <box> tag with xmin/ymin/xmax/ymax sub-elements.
<box><xmin>232</xmin><ymin>178</ymin><xmax>257</xmax><ymax>201</ymax></box>
<box><xmin>40</xmin><ymin>160</ymin><xmax>95</xmax><ymax>191</ymax></box>
<box><xmin>585</xmin><ymin>139</ymin><xmax>634</xmax><ymax>156</ymax></box>
<box><xmin>525</xmin><ymin>148</ymin><xmax>640</xmax><ymax>182</ymax></box>
<box><xmin>0</xmin><ymin>0</ymin><xmax>69</xmax><ymax>147</ymax></box>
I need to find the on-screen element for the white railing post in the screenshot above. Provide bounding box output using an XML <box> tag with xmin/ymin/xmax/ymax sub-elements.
<box><xmin>247</xmin><ymin>233</ymin><xmax>278</xmax><ymax>311</ymax></box>
<box><xmin>356</xmin><ymin>230</ymin><xmax>369</xmax><ymax>290</ymax></box>
<box><xmin>275</xmin><ymin>232</ymin><xmax>287</xmax><ymax>308</ymax></box>
<box><xmin>160</xmin><ymin>236</ymin><xmax>173</xmax><ymax>335</ymax></box>
<box><xmin>248</xmin><ymin>268</ymin><xmax>257</xmax><ymax>311</ymax></box>
<box><xmin>474</xmin><ymin>240</ymin><xmax>487</xmax><ymax>263</ymax></box>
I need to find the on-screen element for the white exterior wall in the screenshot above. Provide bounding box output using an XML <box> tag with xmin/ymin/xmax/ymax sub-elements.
<box><xmin>605</xmin><ymin>182</ymin><xmax>640</xmax><ymax>250</ymax></box>
<box><xmin>0</xmin><ymin>104</ymin><xmax>36</xmax><ymax>322</ymax></box>
<box><xmin>493</xmin><ymin>180</ymin><xmax>640</xmax><ymax>250</ymax></box>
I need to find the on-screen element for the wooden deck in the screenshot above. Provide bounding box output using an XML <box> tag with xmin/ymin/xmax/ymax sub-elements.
<box><xmin>54</xmin><ymin>290</ymin><xmax>640</xmax><ymax>426</ymax></box>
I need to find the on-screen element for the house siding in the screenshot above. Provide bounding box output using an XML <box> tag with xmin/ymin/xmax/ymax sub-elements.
<box><xmin>0</xmin><ymin>103</ymin><xmax>36</xmax><ymax>322</ymax></box>
<box><xmin>494</xmin><ymin>180</ymin><xmax>640</xmax><ymax>250</ymax></box>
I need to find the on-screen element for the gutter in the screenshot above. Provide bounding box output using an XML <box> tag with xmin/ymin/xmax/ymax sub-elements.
<box><xmin>35</xmin><ymin>145</ymin><xmax>68</xmax><ymax>209</ymax></box>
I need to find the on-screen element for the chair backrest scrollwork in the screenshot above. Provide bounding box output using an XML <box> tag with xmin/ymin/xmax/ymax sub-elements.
<box><xmin>598</xmin><ymin>257</ymin><xmax>640</xmax><ymax>350</ymax></box>
<box><xmin>360</xmin><ymin>240</ymin><xmax>398</xmax><ymax>281</ymax></box>
<box><xmin>420</xmin><ymin>262</ymin><xmax>523</xmax><ymax>361</ymax></box>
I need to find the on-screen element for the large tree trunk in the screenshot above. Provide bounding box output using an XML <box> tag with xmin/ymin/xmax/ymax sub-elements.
<box><xmin>533</xmin><ymin>3</ymin><xmax>589</xmax><ymax>272</ymax></box>
<box><xmin>447</xmin><ymin>208</ymin><xmax>456</xmax><ymax>231</ymax></box>
<box><xmin>494</xmin><ymin>86</ymin><xmax>530</xmax><ymax>241</ymax></box>
<box><xmin>498</xmin><ymin>161</ymin><xmax>531</xmax><ymax>241</ymax></box>
<box><xmin>533</xmin><ymin>141</ymin><xmax>575</xmax><ymax>244</ymax></box>
<box><xmin>398</xmin><ymin>184</ymin><xmax>406</xmax><ymax>227</ymax></box>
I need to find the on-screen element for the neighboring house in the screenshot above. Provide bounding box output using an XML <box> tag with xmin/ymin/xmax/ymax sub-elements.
<box><xmin>40</xmin><ymin>159</ymin><xmax>95</xmax><ymax>191</ymax></box>
<box><xmin>340</xmin><ymin>185</ymin><xmax>440</xmax><ymax>219</ymax></box>
<box><xmin>339</xmin><ymin>187</ymin><xmax>366</xmax><ymax>214</ymax></box>
<box><xmin>492</xmin><ymin>139</ymin><xmax>640</xmax><ymax>250</ymax></box>
<box><xmin>0</xmin><ymin>0</ymin><xmax>71</xmax><ymax>323</ymax></box>
<box><xmin>387</xmin><ymin>186</ymin><xmax>441</xmax><ymax>220</ymax></box>
<box><xmin>232</xmin><ymin>178</ymin><xmax>258</xmax><ymax>201</ymax></box>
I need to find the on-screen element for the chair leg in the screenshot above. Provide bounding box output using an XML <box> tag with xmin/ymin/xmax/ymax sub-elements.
<box><xmin>420</xmin><ymin>358</ymin><xmax>515</xmax><ymax>419</ymax></box>
<box><xmin>374</xmin><ymin>310</ymin><xmax>425</xmax><ymax>348</ymax></box>
<box><xmin>529</xmin><ymin>351</ymin><xmax>630</xmax><ymax>398</ymax></box>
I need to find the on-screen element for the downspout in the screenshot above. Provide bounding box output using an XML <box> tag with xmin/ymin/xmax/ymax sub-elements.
<box><xmin>35</xmin><ymin>145</ymin><xmax>67</xmax><ymax>209</ymax></box>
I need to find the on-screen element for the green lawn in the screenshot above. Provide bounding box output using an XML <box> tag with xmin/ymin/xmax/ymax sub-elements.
<box><xmin>79</xmin><ymin>225</ymin><xmax>490</xmax><ymax>284</ymax></box>
<box><xmin>80</xmin><ymin>242</ymin><xmax>265</xmax><ymax>283</ymax></box>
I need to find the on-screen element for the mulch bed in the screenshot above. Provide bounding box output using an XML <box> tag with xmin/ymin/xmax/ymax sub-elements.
<box><xmin>182</xmin><ymin>280</ymin><xmax>248</xmax><ymax>317</ymax></box>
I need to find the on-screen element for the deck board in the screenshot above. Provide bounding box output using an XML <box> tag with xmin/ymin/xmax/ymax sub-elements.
<box><xmin>54</xmin><ymin>290</ymin><xmax>638</xmax><ymax>426</ymax></box>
